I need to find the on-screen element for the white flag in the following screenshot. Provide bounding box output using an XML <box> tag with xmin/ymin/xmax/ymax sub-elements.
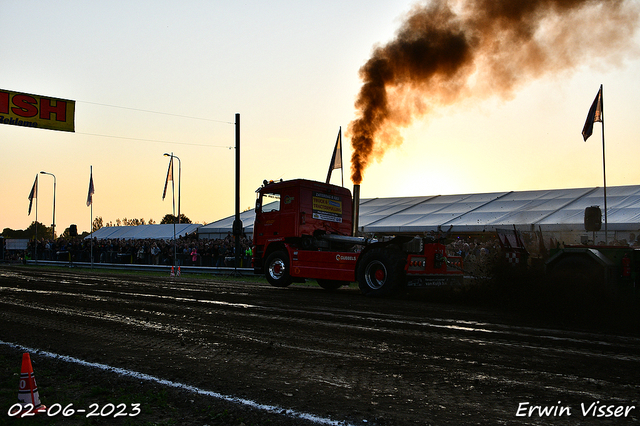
<box><xmin>326</xmin><ymin>127</ymin><xmax>343</xmax><ymax>184</ymax></box>
<box><xmin>163</xmin><ymin>156</ymin><xmax>173</xmax><ymax>200</ymax></box>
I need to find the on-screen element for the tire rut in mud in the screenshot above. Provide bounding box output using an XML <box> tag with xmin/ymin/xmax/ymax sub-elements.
<box><xmin>1</xmin><ymin>267</ymin><xmax>639</xmax><ymax>425</ymax></box>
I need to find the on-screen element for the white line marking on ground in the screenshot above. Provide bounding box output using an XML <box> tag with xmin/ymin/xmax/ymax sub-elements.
<box><xmin>1</xmin><ymin>340</ymin><xmax>356</xmax><ymax>426</ymax></box>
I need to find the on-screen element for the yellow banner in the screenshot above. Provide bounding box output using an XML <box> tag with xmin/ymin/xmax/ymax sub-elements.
<box><xmin>0</xmin><ymin>89</ymin><xmax>75</xmax><ymax>132</ymax></box>
<box><xmin>313</xmin><ymin>197</ymin><xmax>342</xmax><ymax>215</ymax></box>
<box><xmin>312</xmin><ymin>192</ymin><xmax>343</xmax><ymax>223</ymax></box>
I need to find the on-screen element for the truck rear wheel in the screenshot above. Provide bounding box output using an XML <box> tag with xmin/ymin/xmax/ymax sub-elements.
<box><xmin>548</xmin><ymin>255</ymin><xmax>607</xmax><ymax>286</ymax></box>
<box><xmin>265</xmin><ymin>250</ymin><xmax>293</xmax><ymax>287</ymax></box>
<box><xmin>357</xmin><ymin>246</ymin><xmax>406</xmax><ymax>296</ymax></box>
<box><xmin>548</xmin><ymin>254</ymin><xmax>608</xmax><ymax>295</ymax></box>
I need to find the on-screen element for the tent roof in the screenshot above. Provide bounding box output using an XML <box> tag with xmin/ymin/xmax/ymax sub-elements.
<box><xmin>198</xmin><ymin>201</ymin><xmax>277</xmax><ymax>237</ymax></box>
<box><xmin>198</xmin><ymin>184</ymin><xmax>640</xmax><ymax>237</ymax></box>
<box><xmin>86</xmin><ymin>223</ymin><xmax>201</xmax><ymax>240</ymax></box>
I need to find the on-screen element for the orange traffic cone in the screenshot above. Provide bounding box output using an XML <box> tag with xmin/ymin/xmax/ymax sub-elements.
<box><xmin>177</xmin><ymin>266</ymin><xmax>181</xmax><ymax>277</ymax></box>
<box><xmin>18</xmin><ymin>353</ymin><xmax>46</xmax><ymax>416</ymax></box>
<box><xmin>170</xmin><ymin>266</ymin><xmax>175</xmax><ymax>277</ymax></box>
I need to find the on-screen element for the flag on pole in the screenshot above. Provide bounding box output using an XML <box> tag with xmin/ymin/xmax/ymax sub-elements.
<box><xmin>326</xmin><ymin>127</ymin><xmax>343</xmax><ymax>185</ymax></box>
<box><xmin>86</xmin><ymin>169</ymin><xmax>95</xmax><ymax>207</ymax></box>
<box><xmin>28</xmin><ymin>174</ymin><xmax>38</xmax><ymax>215</ymax></box>
<box><xmin>582</xmin><ymin>84</ymin><xmax>603</xmax><ymax>141</ymax></box>
<box><xmin>163</xmin><ymin>155</ymin><xmax>173</xmax><ymax>200</ymax></box>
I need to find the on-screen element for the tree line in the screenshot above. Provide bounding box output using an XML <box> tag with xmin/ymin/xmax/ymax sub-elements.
<box><xmin>2</xmin><ymin>214</ymin><xmax>192</xmax><ymax>240</ymax></box>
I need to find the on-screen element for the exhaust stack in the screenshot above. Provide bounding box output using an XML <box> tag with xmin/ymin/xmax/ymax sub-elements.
<box><xmin>352</xmin><ymin>184</ymin><xmax>360</xmax><ymax>237</ymax></box>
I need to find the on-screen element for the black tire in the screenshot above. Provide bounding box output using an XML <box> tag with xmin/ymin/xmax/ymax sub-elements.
<box><xmin>357</xmin><ymin>246</ymin><xmax>407</xmax><ymax>296</ymax></box>
<box><xmin>264</xmin><ymin>250</ymin><xmax>293</xmax><ymax>287</ymax></box>
<box><xmin>547</xmin><ymin>255</ymin><xmax>609</xmax><ymax>303</ymax></box>
<box><xmin>317</xmin><ymin>279</ymin><xmax>348</xmax><ymax>290</ymax></box>
<box><xmin>548</xmin><ymin>255</ymin><xmax>605</xmax><ymax>286</ymax></box>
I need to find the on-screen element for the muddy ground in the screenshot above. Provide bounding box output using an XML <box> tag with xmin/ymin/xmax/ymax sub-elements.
<box><xmin>1</xmin><ymin>266</ymin><xmax>639</xmax><ymax>425</ymax></box>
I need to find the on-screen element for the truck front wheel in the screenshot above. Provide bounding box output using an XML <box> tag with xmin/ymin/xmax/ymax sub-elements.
<box><xmin>357</xmin><ymin>247</ymin><xmax>406</xmax><ymax>296</ymax></box>
<box><xmin>265</xmin><ymin>250</ymin><xmax>293</xmax><ymax>287</ymax></box>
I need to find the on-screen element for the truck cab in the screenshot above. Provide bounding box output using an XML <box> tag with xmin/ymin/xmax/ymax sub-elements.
<box><xmin>253</xmin><ymin>179</ymin><xmax>359</xmax><ymax>288</ymax></box>
<box><xmin>253</xmin><ymin>179</ymin><xmax>353</xmax><ymax>249</ymax></box>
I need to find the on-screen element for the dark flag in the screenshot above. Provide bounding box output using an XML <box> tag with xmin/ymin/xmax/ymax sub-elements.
<box><xmin>28</xmin><ymin>174</ymin><xmax>38</xmax><ymax>215</ymax></box>
<box><xmin>86</xmin><ymin>169</ymin><xmax>95</xmax><ymax>207</ymax></box>
<box><xmin>163</xmin><ymin>155</ymin><xmax>173</xmax><ymax>200</ymax></box>
<box><xmin>326</xmin><ymin>127</ymin><xmax>343</xmax><ymax>185</ymax></box>
<box><xmin>582</xmin><ymin>85</ymin><xmax>603</xmax><ymax>141</ymax></box>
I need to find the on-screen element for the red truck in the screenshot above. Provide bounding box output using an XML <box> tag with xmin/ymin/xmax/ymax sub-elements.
<box><xmin>252</xmin><ymin>178</ymin><xmax>464</xmax><ymax>296</ymax></box>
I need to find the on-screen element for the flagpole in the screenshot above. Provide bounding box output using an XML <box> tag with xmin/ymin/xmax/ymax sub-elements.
<box><xmin>340</xmin><ymin>127</ymin><xmax>344</xmax><ymax>187</ymax></box>
<box><xmin>581</xmin><ymin>84</ymin><xmax>607</xmax><ymax>244</ymax></box>
<box><xmin>172</xmin><ymin>154</ymin><xmax>177</xmax><ymax>269</ymax></box>
<box><xmin>35</xmin><ymin>175</ymin><xmax>38</xmax><ymax>265</ymax></box>
<box><xmin>234</xmin><ymin>113</ymin><xmax>241</xmax><ymax>273</ymax></box>
<box><xmin>601</xmin><ymin>85</ymin><xmax>608</xmax><ymax>244</ymax></box>
<box><xmin>162</xmin><ymin>154</ymin><xmax>176</xmax><ymax>269</ymax></box>
<box><xmin>90</xmin><ymin>166</ymin><xmax>94</xmax><ymax>268</ymax></box>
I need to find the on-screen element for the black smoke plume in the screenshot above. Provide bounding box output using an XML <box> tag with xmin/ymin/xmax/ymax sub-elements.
<box><xmin>349</xmin><ymin>0</ymin><xmax>639</xmax><ymax>184</ymax></box>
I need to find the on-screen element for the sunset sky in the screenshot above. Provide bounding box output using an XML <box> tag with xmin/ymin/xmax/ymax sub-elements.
<box><xmin>2</xmin><ymin>0</ymin><xmax>640</xmax><ymax>235</ymax></box>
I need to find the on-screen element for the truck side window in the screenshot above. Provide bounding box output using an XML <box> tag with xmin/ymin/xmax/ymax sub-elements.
<box><xmin>261</xmin><ymin>192</ymin><xmax>280</xmax><ymax>213</ymax></box>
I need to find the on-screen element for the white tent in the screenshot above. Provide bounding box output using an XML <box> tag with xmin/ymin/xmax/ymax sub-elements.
<box><xmin>86</xmin><ymin>223</ymin><xmax>201</xmax><ymax>240</ymax></box>
<box><xmin>197</xmin><ymin>202</ymin><xmax>277</xmax><ymax>240</ymax></box>
<box><xmin>198</xmin><ymin>185</ymin><xmax>640</xmax><ymax>244</ymax></box>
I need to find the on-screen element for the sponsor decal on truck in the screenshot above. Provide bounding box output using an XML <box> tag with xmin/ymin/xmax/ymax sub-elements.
<box><xmin>312</xmin><ymin>192</ymin><xmax>343</xmax><ymax>223</ymax></box>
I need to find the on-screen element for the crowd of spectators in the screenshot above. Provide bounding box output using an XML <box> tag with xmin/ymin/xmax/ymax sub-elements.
<box><xmin>17</xmin><ymin>233</ymin><xmax>253</xmax><ymax>268</ymax></box>
<box><xmin>8</xmin><ymin>233</ymin><xmax>502</xmax><ymax>275</ymax></box>
<box><xmin>446</xmin><ymin>238</ymin><xmax>502</xmax><ymax>276</ymax></box>
<box><xmin>15</xmin><ymin>231</ymin><xmax>637</xmax><ymax>277</ymax></box>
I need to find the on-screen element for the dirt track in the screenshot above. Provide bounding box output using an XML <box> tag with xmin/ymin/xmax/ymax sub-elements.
<box><xmin>1</xmin><ymin>266</ymin><xmax>639</xmax><ymax>425</ymax></box>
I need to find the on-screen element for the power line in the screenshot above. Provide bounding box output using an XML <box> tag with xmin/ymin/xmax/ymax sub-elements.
<box><xmin>78</xmin><ymin>132</ymin><xmax>234</xmax><ymax>149</ymax></box>
<box><xmin>77</xmin><ymin>100</ymin><xmax>234</xmax><ymax>124</ymax></box>
<box><xmin>74</xmin><ymin>99</ymin><xmax>235</xmax><ymax>147</ymax></box>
